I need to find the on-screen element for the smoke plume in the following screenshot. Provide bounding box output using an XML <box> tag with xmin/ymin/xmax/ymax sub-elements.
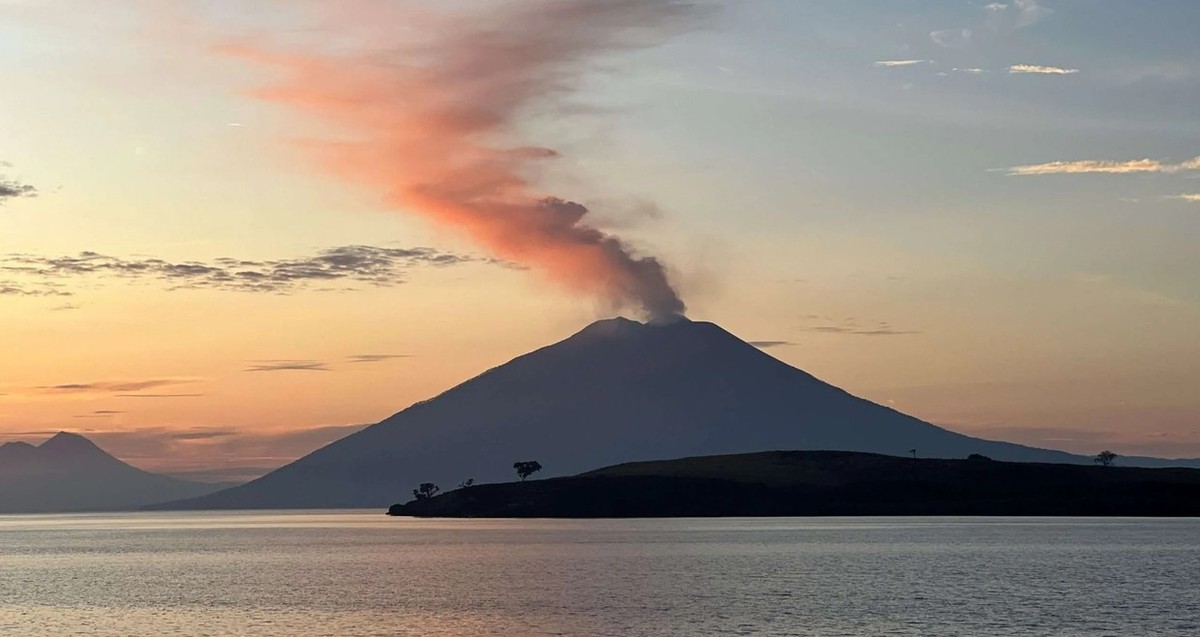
<box><xmin>227</xmin><ymin>0</ymin><xmax>696</xmax><ymax>321</ymax></box>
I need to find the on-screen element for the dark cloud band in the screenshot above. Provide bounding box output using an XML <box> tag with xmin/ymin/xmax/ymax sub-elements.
<box><xmin>0</xmin><ymin>177</ymin><xmax>37</xmax><ymax>204</ymax></box>
<box><xmin>0</xmin><ymin>245</ymin><xmax>491</xmax><ymax>295</ymax></box>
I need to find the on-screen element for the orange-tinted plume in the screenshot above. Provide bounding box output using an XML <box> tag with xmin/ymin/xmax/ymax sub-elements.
<box><xmin>226</xmin><ymin>0</ymin><xmax>697</xmax><ymax>321</ymax></box>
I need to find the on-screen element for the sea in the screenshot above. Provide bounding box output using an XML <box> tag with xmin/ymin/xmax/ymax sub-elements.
<box><xmin>0</xmin><ymin>512</ymin><xmax>1196</xmax><ymax>636</ymax></box>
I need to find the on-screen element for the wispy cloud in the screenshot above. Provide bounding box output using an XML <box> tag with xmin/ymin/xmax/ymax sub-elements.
<box><xmin>115</xmin><ymin>393</ymin><xmax>204</xmax><ymax>399</ymax></box>
<box><xmin>802</xmin><ymin>326</ymin><xmax>922</xmax><ymax>336</ymax></box>
<box><xmin>874</xmin><ymin>59</ymin><xmax>927</xmax><ymax>68</ymax></box>
<box><xmin>37</xmin><ymin>379</ymin><xmax>198</xmax><ymax>394</ymax></box>
<box><xmin>1170</xmin><ymin>194</ymin><xmax>1200</xmax><ymax>202</ymax></box>
<box><xmin>1008</xmin><ymin>64</ymin><xmax>1079</xmax><ymax>75</ymax></box>
<box><xmin>798</xmin><ymin>316</ymin><xmax>921</xmax><ymax>337</ymax></box>
<box><xmin>74</xmin><ymin>410</ymin><xmax>125</xmax><ymax>419</ymax></box>
<box><xmin>984</xmin><ymin>0</ymin><xmax>1053</xmax><ymax>28</ymax></box>
<box><xmin>0</xmin><ymin>175</ymin><xmax>37</xmax><ymax>205</ymax></box>
<box><xmin>930</xmin><ymin>28</ymin><xmax>972</xmax><ymax>48</ymax></box>
<box><xmin>1005</xmin><ymin>155</ymin><xmax>1200</xmax><ymax>176</ymax></box>
<box><xmin>1011</xmin><ymin>0</ymin><xmax>1053</xmax><ymax>28</ymax></box>
<box><xmin>0</xmin><ymin>281</ymin><xmax>71</xmax><ymax>297</ymax></box>
<box><xmin>346</xmin><ymin>354</ymin><xmax>411</xmax><ymax>363</ymax></box>
<box><xmin>0</xmin><ymin>245</ymin><xmax>487</xmax><ymax>296</ymax></box>
<box><xmin>244</xmin><ymin>360</ymin><xmax>331</xmax><ymax>372</ymax></box>
<box><xmin>748</xmin><ymin>341</ymin><xmax>794</xmax><ymax>349</ymax></box>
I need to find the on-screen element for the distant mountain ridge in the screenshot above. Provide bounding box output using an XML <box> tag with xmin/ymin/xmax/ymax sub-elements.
<box><xmin>0</xmin><ymin>432</ymin><xmax>228</xmax><ymax>513</ymax></box>
<box><xmin>154</xmin><ymin>317</ymin><xmax>1200</xmax><ymax>510</ymax></box>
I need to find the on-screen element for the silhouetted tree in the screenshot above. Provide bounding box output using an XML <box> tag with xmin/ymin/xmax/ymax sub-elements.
<box><xmin>458</xmin><ymin>478</ymin><xmax>475</xmax><ymax>489</ymax></box>
<box><xmin>1094</xmin><ymin>450</ymin><xmax>1118</xmax><ymax>467</ymax></box>
<box><xmin>967</xmin><ymin>453</ymin><xmax>992</xmax><ymax>461</ymax></box>
<box><xmin>908</xmin><ymin>448</ymin><xmax>918</xmax><ymax>459</ymax></box>
<box><xmin>513</xmin><ymin>461</ymin><xmax>542</xmax><ymax>481</ymax></box>
<box><xmin>412</xmin><ymin>482</ymin><xmax>440</xmax><ymax>500</ymax></box>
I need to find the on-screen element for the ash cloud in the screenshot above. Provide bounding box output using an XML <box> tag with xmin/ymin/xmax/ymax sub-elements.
<box><xmin>224</xmin><ymin>0</ymin><xmax>700</xmax><ymax>321</ymax></box>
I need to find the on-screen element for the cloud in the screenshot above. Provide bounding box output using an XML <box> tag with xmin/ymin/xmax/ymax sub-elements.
<box><xmin>984</xmin><ymin>0</ymin><xmax>1052</xmax><ymax>28</ymax></box>
<box><xmin>1008</xmin><ymin>64</ymin><xmax>1079</xmax><ymax>75</ymax></box>
<box><xmin>0</xmin><ymin>177</ymin><xmax>37</xmax><ymax>205</ymax></box>
<box><xmin>748</xmin><ymin>341</ymin><xmax>793</xmax><ymax>349</ymax></box>
<box><xmin>930</xmin><ymin>28</ymin><xmax>973</xmax><ymax>48</ymax></box>
<box><xmin>116</xmin><ymin>393</ymin><xmax>204</xmax><ymax>398</ymax></box>
<box><xmin>0</xmin><ymin>244</ymin><xmax>485</xmax><ymax>296</ymax></box>
<box><xmin>802</xmin><ymin>326</ymin><xmax>922</xmax><ymax>336</ymax></box>
<box><xmin>170</xmin><ymin>431</ymin><xmax>235</xmax><ymax>441</ymax></box>
<box><xmin>244</xmin><ymin>360</ymin><xmax>330</xmax><ymax>372</ymax></box>
<box><xmin>74</xmin><ymin>410</ymin><xmax>126</xmax><ymax>419</ymax></box>
<box><xmin>798</xmin><ymin>317</ymin><xmax>922</xmax><ymax>337</ymax></box>
<box><xmin>932</xmin><ymin>0</ymin><xmax>1050</xmax><ymax>50</ymax></box>
<box><xmin>1011</xmin><ymin>0</ymin><xmax>1053</xmax><ymax>28</ymax></box>
<box><xmin>346</xmin><ymin>354</ymin><xmax>411</xmax><ymax>363</ymax></box>
<box><xmin>953</xmin><ymin>67</ymin><xmax>987</xmax><ymax>75</ymax></box>
<box><xmin>220</xmin><ymin>0</ymin><xmax>699</xmax><ymax>321</ymax></box>
<box><xmin>874</xmin><ymin>60</ymin><xmax>927</xmax><ymax>68</ymax></box>
<box><xmin>37</xmin><ymin>379</ymin><xmax>198</xmax><ymax>394</ymax></box>
<box><xmin>1005</xmin><ymin>155</ymin><xmax>1200</xmax><ymax>176</ymax></box>
<box><xmin>0</xmin><ymin>281</ymin><xmax>72</xmax><ymax>297</ymax></box>
<box><xmin>1170</xmin><ymin>194</ymin><xmax>1200</xmax><ymax>202</ymax></box>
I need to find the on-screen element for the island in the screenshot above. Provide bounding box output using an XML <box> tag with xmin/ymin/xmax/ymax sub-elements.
<box><xmin>388</xmin><ymin>450</ymin><xmax>1200</xmax><ymax>518</ymax></box>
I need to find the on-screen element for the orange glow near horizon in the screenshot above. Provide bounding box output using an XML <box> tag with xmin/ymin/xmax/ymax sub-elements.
<box><xmin>3</xmin><ymin>1</ymin><xmax>1199</xmax><ymax>481</ymax></box>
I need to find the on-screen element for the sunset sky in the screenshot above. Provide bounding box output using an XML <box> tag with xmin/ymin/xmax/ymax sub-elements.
<box><xmin>3</xmin><ymin>0</ymin><xmax>1198</xmax><ymax>481</ymax></box>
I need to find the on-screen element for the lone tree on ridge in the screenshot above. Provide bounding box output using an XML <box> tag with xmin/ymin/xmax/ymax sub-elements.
<box><xmin>412</xmin><ymin>482</ymin><xmax>440</xmax><ymax>500</ymax></box>
<box><xmin>1094</xmin><ymin>450</ymin><xmax>1118</xmax><ymax>467</ymax></box>
<box><xmin>513</xmin><ymin>461</ymin><xmax>543</xmax><ymax>481</ymax></box>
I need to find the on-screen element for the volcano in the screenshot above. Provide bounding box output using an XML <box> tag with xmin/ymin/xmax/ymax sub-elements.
<box><xmin>154</xmin><ymin>317</ymin><xmax>1198</xmax><ymax>510</ymax></box>
<box><xmin>0</xmin><ymin>432</ymin><xmax>228</xmax><ymax>512</ymax></box>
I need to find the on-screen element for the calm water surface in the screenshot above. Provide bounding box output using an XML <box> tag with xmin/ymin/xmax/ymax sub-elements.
<box><xmin>0</xmin><ymin>512</ymin><xmax>1197</xmax><ymax>636</ymax></box>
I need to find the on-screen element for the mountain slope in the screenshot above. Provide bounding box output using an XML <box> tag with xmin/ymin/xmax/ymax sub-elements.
<box><xmin>0</xmin><ymin>432</ymin><xmax>228</xmax><ymax>512</ymax></box>
<box><xmin>155</xmin><ymin>317</ymin><xmax>1199</xmax><ymax>510</ymax></box>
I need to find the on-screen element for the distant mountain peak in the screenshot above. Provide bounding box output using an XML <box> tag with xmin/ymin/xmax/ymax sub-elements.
<box><xmin>0</xmin><ymin>431</ymin><xmax>226</xmax><ymax>513</ymax></box>
<box><xmin>39</xmin><ymin>431</ymin><xmax>105</xmax><ymax>455</ymax></box>
<box><xmin>0</xmin><ymin>441</ymin><xmax>37</xmax><ymax>460</ymax></box>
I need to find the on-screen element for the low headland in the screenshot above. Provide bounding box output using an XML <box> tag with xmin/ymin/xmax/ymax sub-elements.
<box><xmin>388</xmin><ymin>450</ymin><xmax>1200</xmax><ymax>518</ymax></box>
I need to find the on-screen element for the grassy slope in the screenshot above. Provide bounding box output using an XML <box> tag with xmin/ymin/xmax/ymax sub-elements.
<box><xmin>390</xmin><ymin>451</ymin><xmax>1200</xmax><ymax>518</ymax></box>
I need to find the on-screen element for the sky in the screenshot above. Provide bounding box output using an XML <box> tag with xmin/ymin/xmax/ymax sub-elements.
<box><xmin>2</xmin><ymin>0</ymin><xmax>1198</xmax><ymax>482</ymax></box>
